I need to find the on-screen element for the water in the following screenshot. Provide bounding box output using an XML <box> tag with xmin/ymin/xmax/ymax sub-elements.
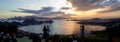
<box><xmin>18</xmin><ymin>19</ymin><xmax>105</xmax><ymax>35</ymax></box>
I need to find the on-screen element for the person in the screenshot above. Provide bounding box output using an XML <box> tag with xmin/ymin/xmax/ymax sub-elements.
<box><xmin>4</xmin><ymin>36</ymin><xmax>17</xmax><ymax>42</ymax></box>
<box><xmin>80</xmin><ymin>25</ymin><xmax>85</xmax><ymax>42</ymax></box>
<box><xmin>43</xmin><ymin>26</ymin><xmax>49</xmax><ymax>42</ymax></box>
<box><xmin>43</xmin><ymin>26</ymin><xmax>47</xmax><ymax>38</ymax></box>
<box><xmin>112</xmin><ymin>37</ymin><xmax>117</xmax><ymax>42</ymax></box>
<box><xmin>46</xmin><ymin>25</ymin><xmax>50</xmax><ymax>35</ymax></box>
<box><xmin>32</xmin><ymin>34</ymin><xmax>41</xmax><ymax>42</ymax></box>
<box><xmin>0</xmin><ymin>32</ymin><xmax>4</xmax><ymax>42</ymax></box>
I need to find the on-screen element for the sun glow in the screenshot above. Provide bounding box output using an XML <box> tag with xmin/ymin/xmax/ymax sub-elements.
<box><xmin>63</xmin><ymin>9</ymin><xmax>98</xmax><ymax>18</ymax></box>
<box><xmin>64</xmin><ymin>9</ymin><xmax>86</xmax><ymax>16</ymax></box>
<box><xmin>62</xmin><ymin>1</ymin><xmax>99</xmax><ymax>18</ymax></box>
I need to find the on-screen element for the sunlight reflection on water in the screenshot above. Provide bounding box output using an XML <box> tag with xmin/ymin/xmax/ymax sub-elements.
<box><xmin>19</xmin><ymin>19</ymin><xmax>105</xmax><ymax>35</ymax></box>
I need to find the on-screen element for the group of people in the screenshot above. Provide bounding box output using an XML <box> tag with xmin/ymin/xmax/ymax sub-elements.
<box><xmin>42</xmin><ymin>25</ymin><xmax>50</xmax><ymax>42</ymax></box>
<box><xmin>0</xmin><ymin>32</ymin><xmax>18</xmax><ymax>42</ymax></box>
<box><xmin>0</xmin><ymin>21</ymin><xmax>51</xmax><ymax>42</ymax></box>
<box><xmin>0</xmin><ymin>21</ymin><xmax>20</xmax><ymax>42</ymax></box>
<box><xmin>28</xmin><ymin>25</ymin><xmax>50</xmax><ymax>42</ymax></box>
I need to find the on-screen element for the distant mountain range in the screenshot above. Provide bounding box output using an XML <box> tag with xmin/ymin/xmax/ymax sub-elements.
<box><xmin>77</xmin><ymin>18</ymin><xmax>120</xmax><ymax>27</ymax></box>
<box><xmin>7</xmin><ymin>16</ymin><xmax>66</xmax><ymax>20</ymax></box>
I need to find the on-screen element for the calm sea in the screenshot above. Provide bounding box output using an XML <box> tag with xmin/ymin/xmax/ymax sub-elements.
<box><xmin>18</xmin><ymin>19</ymin><xmax>105</xmax><ymax>35</ymax></box>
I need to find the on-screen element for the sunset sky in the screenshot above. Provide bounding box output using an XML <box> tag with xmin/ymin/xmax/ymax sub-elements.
<box><xmin>0</xmin><ymin>0</ymin><xmax>120</xmax><ymax>19</ymax></box>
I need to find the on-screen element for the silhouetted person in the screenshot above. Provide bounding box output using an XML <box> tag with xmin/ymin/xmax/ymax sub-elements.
<box><xmin>32</xmin><ymin>34</ymin><xmax>41</xmax><ymax>42</ymax></box>
<box><xmin>46</xmin><ymin>25</ymin><xmax>50</xmax><ymax>35</ymax></box>
<box><xmin>0</xmin><ymin>32</ymin><xmax>4</xmax><ymax>42</ymax></box>
<box><xmin>29</xmin><ymin>33</ymin><xmax>34</xmax><ymax>39</ymax></box>
<box><xmin>52</xmin><ymin>35</ymin><xmax>62</xmax><ymax>42</ymax></box>
<box><xmin>112</xmin><ymin>37</ymin><xmax>117</xmax><ymax>42</ymax></box>
<box><xmin>107</xmin><ymin>35</ymin><xmax>117</xmax><ymax>42</ymax></box>
<box><xmin>43</xmin><ymin>26</ymin><xmax>49</xmax><ymax>42</ymax></box>
<box><xmin>80</xmin><ymin>25</ymin><xmax>85</xmax><ymax>42</ymax></box>
<box><xmin>108</xmin><ymin>35</ymin><xmax>112</xmax><ymax>42</ymax></box>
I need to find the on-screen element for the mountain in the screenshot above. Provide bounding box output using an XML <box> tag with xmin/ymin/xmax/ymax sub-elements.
<box><xmin>7</xmin><ymin>16</ymin><xmax>66</xmax><ymax>20</ymax></box>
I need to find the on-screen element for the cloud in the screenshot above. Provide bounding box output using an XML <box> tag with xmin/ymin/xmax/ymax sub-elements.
<box><xmin>12</xmin><ymin>7</ymin><xmax>65</xmax><ymax>17</ymax></box>
<box><xmin>61</xmin><ymin>7</ymin><xmax>71</xmax><ymax>10</ymax></box>
<box><xmin>12</xmin><ymin>8</ymin><xmax>39</xmax><ymax>14</ymax></box>
<box><xmin>67</xmin><ymin>0</ymin><xmax>120</xmax><ymax>13</ymax></box>
<box><xmin>12</xmin><ymin>7</ymin><xmax>62</xmax><ymax>14</ymax></box>
<box><xmin>67</xmin><ymin>0</ymin><xmax>104</xmax><ymax>11</ymax></box>
<box><xmin>98</xmin><ymin>0</ymin><xmax>120</xmax><ymax>13</ymax></box>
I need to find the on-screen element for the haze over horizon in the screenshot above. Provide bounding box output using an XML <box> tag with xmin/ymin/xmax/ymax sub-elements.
<box><xmin>0</xmin><ymin>0</ymin><xmax>120</xmax><ymax>19</ymax></box>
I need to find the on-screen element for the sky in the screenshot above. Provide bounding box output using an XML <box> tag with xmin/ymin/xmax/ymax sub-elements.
<box><xmin>0</xmin><ymin>0</ymin><xmax>120</xmax><ymax>19</ymax></box>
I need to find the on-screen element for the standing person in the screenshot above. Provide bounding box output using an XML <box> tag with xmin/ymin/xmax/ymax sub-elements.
<box><xmin>80</xmin><ymin>25</ymin><xmax>85</xmax><ymax>42</ymax></box>
<box><xmin>4</xmin><ymin>36</ymin><xmax>9</xmax><ymax>42</ymax></box>
<box><xmin>43</xmin><ymin>26</ymin><xmax>49</xmax><ymax>42</ymax></box>
<box><xmin>46</xmin><ymin>25</ymin><xmax>50</xmax><ymax>42</ymax></box>
<box><xmin>0</xmin><ymin>32</ymin><xmax>4</xmax><ymax>42</ymax></box>
<box><xmin>43</xmin><ymin>26</ymin><xmax>48</xmax><ymax>39</ymax></box>
<box><xmin>32</xmin><ymin>34</ymin><xmax>42</xmax><ymax>42</ymax></box>
<box><xmin>10</xmin><ymin>36</ymin><xmax>17</xmax><ymax>42</ymax></box>
<box><xmin>46</xmin><ymin>25</ymin><xmax>50</xmax><ymax>35</ymax></box>
<box><xmin>107</xmin><ymin>35</ymin><xmax>117</xmax><ymax>42</ymax></box>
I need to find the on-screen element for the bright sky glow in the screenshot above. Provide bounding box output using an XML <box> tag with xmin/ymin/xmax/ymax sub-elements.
<box><xmin>0</xmin><ymin>0</ymin><xmax>120</xmax><ymax>19</ymax></box>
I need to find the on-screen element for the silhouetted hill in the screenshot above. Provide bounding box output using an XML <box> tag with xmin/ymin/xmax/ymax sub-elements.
<box><xmin>7</xmin><ymin>16</ymin><xmax>66</xmax><ymax>20</ymax></box>
<box><xmin>77</xmin><ymin>18</ymin><xmax>120</xmax><ymax>27</ymax></box>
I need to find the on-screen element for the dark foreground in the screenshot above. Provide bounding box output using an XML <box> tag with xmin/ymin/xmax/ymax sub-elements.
<box><xmin>0</xmin><ymin>19</ymin><xmax>120</xmax><ymax>42</ymax></box>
